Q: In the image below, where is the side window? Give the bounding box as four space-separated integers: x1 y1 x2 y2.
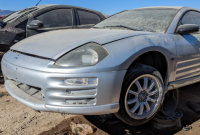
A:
35 9 72 28
180 11 200 27
16 20 28 30
77 10 101 25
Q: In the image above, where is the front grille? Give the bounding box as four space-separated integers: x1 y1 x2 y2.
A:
14 81 44 101
66 98 96 105
47 88 97 106
66 89 97 96
64 89 97 105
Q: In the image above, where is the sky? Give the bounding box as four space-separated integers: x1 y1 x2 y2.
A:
0 0 200 15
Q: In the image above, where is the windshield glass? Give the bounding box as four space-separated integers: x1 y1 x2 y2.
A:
2 7 38 23
95 9 178 33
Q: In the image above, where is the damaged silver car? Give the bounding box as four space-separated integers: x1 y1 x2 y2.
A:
2 6 200 126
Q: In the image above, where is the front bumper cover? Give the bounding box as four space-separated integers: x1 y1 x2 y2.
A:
5 80 119 115
2 58 126 115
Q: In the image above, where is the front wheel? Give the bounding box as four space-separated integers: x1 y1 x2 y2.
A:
115 64 164 126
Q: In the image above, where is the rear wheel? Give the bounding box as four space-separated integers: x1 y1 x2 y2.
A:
115 64 164 126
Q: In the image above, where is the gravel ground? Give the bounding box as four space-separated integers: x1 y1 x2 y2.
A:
1 82 200 135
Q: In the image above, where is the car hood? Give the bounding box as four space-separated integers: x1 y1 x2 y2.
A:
11 29 152 60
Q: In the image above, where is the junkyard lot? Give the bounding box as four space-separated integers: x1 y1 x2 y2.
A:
1 82 200 135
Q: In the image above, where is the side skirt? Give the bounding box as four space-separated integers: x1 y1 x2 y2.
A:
167 75 200 90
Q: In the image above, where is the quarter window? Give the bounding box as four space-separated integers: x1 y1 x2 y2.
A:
77 10 101 25
35 9 72 28
180 11 200 27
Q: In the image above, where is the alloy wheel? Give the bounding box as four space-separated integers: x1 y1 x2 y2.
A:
125 74 163 120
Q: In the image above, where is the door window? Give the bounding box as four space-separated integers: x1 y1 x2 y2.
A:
35 9 72 28
179 11 200 46
180 11 200 27
77 10 101 25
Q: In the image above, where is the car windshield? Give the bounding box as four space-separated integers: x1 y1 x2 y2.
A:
94 9 178 33
2 7 38 23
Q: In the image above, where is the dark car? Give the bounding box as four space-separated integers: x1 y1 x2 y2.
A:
0 4 105 78
0 5 105 49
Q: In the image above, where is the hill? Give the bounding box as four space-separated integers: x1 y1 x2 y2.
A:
0 9 15 16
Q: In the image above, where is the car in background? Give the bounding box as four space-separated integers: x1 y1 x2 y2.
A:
0 16 4 19
0 5 105 78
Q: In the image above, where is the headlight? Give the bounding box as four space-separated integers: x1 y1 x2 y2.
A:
55 43 108 67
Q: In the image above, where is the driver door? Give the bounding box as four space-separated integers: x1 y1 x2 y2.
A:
26 8 74 37
174 11 200 82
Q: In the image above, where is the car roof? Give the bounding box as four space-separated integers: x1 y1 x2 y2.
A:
32 4 104 19
132 6 183 10
34 4 103 14
35 4 56 9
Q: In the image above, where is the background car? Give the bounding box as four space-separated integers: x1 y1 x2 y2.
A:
3 6 200 126
0 5 105 80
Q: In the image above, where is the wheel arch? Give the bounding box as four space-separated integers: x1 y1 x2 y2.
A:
120 46 174 84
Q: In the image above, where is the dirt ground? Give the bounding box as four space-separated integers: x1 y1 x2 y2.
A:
1 82 200 135
0 84 107 135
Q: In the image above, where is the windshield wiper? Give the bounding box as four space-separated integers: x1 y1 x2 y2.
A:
103 25 143 31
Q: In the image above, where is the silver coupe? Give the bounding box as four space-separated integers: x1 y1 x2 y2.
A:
2 6 200 126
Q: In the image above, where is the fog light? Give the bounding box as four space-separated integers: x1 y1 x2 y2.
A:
64 78 98 85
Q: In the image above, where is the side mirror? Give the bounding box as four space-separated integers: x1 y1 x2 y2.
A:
177 24 199 34
28 20 44 29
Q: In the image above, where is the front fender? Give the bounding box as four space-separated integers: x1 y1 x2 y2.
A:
96 34 176 82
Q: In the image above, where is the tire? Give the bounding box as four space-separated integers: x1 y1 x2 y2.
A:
0 52 5 83
115 63 165 126
160 89 179 116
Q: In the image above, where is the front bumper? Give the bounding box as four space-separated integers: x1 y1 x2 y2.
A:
2 58 126 115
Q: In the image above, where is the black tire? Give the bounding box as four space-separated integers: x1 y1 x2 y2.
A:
115 63 165 126
160 89 179 116
0 52 5 84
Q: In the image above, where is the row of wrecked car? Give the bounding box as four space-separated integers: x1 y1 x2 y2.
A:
1 4 200 126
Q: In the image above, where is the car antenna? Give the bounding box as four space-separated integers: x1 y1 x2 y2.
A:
36 0 42 6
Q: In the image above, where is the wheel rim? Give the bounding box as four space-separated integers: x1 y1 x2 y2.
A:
125 74 163 120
